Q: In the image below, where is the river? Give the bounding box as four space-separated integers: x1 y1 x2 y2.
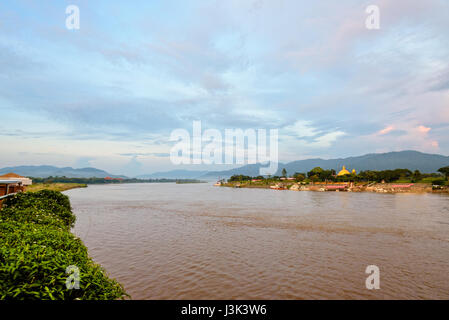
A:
66 183 449 299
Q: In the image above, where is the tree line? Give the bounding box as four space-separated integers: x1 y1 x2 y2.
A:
228 166 449 184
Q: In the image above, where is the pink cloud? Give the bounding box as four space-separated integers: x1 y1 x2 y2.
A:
418 125 431 134
378 125 394 135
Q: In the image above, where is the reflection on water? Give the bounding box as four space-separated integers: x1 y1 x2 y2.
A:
66 183 449 299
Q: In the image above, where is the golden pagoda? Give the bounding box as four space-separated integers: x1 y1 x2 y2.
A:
337 165 351 176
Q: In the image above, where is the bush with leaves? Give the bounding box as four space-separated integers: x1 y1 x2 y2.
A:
0 191 128 300
432 179 446 186
1 190 75 228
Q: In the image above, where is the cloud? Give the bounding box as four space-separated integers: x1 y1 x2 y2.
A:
376 126 407 137
378 126 394 135
283 121 320 138
311 131 346 148
74 157 95 168
417 125 431 134
121 156 144 177
1 0 449 173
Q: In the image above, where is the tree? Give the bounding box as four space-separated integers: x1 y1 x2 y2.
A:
412 170 421 182
320 170 334 181
229 175 252 182
438 166 449 180
282 168 287 177
293 172 305 182
433 179 445 186
307 167 323 178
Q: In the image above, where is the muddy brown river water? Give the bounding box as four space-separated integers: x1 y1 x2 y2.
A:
66 183 449 299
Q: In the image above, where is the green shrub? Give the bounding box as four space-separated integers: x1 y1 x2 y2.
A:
0 191 128 300
432 179 446 186
1 190 75 228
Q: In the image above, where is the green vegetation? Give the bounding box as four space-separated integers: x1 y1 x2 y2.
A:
228 175 254 182
432 179 446 186
0 190 128 300
228 167 449 185
293 172 305 181
175 180 206 184
307 167 336 182
281 168 287 177
438 166 449 180
26 183 87 193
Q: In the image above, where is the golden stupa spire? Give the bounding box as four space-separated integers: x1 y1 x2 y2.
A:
337 165 351 176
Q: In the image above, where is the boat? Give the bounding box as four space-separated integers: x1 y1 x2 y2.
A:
214 178 224 186
325 185 348 191
270 184 286 190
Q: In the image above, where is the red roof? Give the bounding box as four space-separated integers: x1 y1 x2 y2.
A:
0 172 25 179
104 176 123 181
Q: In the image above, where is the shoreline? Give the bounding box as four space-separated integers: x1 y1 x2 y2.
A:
220 181 449 194
25 182 88 193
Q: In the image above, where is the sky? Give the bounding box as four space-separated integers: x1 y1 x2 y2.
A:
0 0 448 176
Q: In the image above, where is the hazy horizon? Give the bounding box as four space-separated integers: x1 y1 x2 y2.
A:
1 149 448 177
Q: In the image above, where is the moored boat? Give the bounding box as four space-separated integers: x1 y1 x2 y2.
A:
270 184 286 190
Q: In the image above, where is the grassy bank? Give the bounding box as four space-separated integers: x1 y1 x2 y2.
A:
26 183 87 193
0 190 128 300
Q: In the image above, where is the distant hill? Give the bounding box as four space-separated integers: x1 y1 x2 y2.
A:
136 169 209 179
201 163 286 179
0 165 126 179
3 151 448 180
201 151 449 178
279 151 449 175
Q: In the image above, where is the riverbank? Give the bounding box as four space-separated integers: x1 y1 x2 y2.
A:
0 190 127 299
26 183 87 193
221 181 449 194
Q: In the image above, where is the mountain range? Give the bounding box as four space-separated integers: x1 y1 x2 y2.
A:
0 165 125 179
202 151 449 178
276 150 449 176
1 151 448 179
